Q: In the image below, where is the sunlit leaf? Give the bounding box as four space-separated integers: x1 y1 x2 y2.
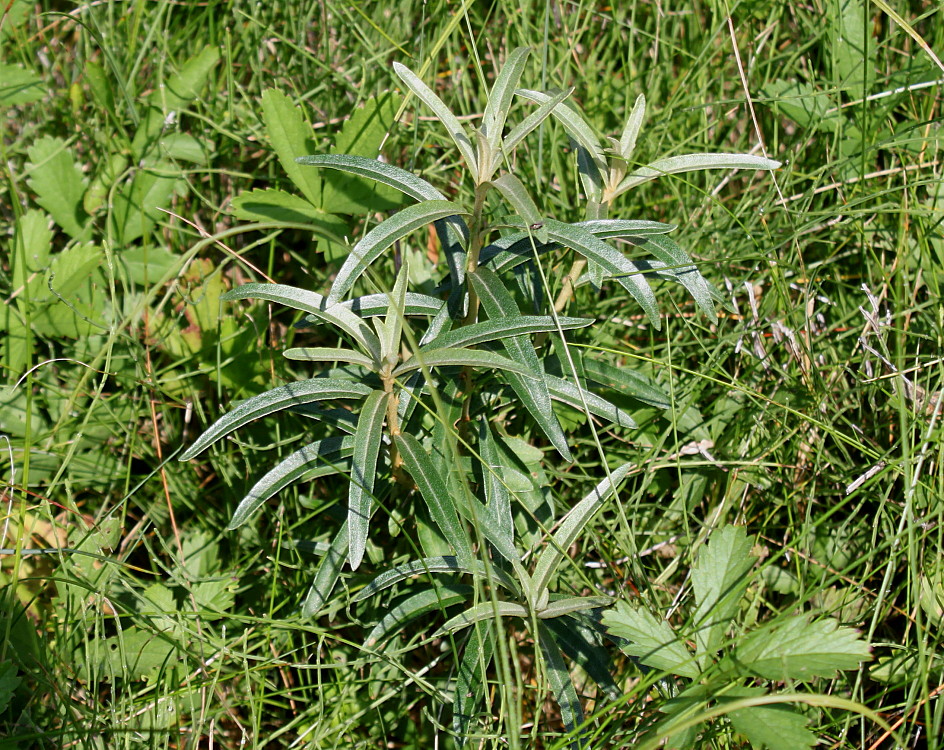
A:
348 390 390 569
603 600 699 678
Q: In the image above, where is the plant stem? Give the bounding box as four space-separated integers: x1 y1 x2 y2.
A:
462 182 491 326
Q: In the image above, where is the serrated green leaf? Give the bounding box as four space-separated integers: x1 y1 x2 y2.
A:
531 462 633 596
321 93 406 213
229 437 354 529
26 136 89 239
348 390 389 569
364 583 473 648
543 219 660 328
830 0 874 91
393 61 478 173
261 88 322 205
230 188 346 235
691 525 757 663
302 525 348 618
469 267 572 461
223 283 380 360
395 433 472 566
603 600 699 678
131 45 219 158
619 94 647 160
725 689 817 750
612 153 781 197
296 153 448 202
0 63 44 105
329 200 466 303
763 79 841 133
112 165 178 244
733 615 871 681
180 379 372 461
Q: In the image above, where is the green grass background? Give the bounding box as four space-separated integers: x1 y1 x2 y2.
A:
1 0 943 747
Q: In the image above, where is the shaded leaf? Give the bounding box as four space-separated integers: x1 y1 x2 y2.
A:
355 556 518 602
364 583 473 648
302 526 348 618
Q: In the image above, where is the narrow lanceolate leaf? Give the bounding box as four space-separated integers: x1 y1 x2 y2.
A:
612 153 782 198
282 347 376 369
482 47 531 153
228 436 355 529
542 616 621 701
375 260 409 364
478 420 515 559
454 622 495 743
516 89 607 177
543 219 660 328
469 268 572 462
691 525 756 664
641 234 715 317
580 358 671 409
393 347 533 378
537 596 613 619
531 462 633 595
602 600 699 679
347 390 389 570
223 283 380 360
354 556 517 602
364 584 473 648
423 316 593 353
437 601 530 636
544 373 637 428
329 200 467 303
395 433 473 565
339 292 444 318
295 154 448 201
393 61 478 173
619 93 647 160
179 379 371 460
575 218 675 238
302 525 348 618
490 173 542 228
733 615 871 681
538 622 585 747
503 87 573 155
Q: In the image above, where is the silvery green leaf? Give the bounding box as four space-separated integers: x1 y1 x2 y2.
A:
531 462 633 595
482 47 531 154
179 379 372 460
469 268 572 461
329 200 466 303
282 347 376 369
453 622 494 743
542 219 660 328
364 583 474 648
537 596 613 619
295 153 447 201
436 601 530 636
612 153 782 198
375 260 409 364
223 283 381 361
302 525 348 618
516 88 607 176
393 347 532 378
538 622 585 745
619 93 647 160
421 315 593 351
354 556 518 602
395 433 472 565
339 292 444 318
228 436 355 529
393 61 478 173
503 87 574 155
543 373 637 428
348 390 389 570
490 173 543 231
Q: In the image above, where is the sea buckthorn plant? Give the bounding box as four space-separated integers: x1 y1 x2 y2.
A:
176 48 866 746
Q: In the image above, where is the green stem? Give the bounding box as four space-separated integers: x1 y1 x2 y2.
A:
462 182 491 326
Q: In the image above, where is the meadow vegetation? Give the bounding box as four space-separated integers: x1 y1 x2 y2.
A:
1 0 943 747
